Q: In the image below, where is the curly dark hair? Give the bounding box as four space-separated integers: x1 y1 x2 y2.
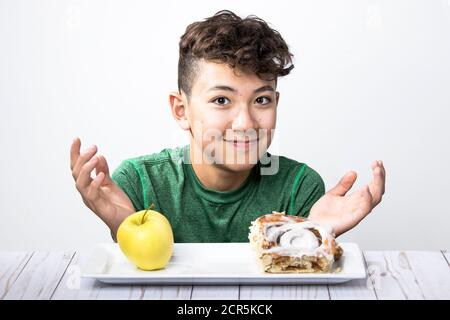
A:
178 10 294 96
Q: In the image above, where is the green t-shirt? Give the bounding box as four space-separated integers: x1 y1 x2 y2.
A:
111 145 325 242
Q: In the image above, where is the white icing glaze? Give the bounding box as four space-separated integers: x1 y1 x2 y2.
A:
249 213 337 261
279 228 319 249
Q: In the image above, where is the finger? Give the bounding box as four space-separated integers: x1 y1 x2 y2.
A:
371 160 378 170
377 160 386 176
70 137 81 170
378 161 386 194
328 171 357 196
75 156 99 192
360 185 373 217
85 172 105 201
369 165 385 203
95 155 112 183
351 185 373 221
373 160 386 195
379 160 386 184
72 144 98 180
371 160 385 186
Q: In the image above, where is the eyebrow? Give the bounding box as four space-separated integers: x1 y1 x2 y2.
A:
207 85 275 94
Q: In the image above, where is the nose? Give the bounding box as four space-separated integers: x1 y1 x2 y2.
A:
231 106 256 132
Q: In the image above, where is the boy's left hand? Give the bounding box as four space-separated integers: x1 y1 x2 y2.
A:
308 160 386 237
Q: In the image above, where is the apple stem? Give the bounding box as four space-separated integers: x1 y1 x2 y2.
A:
141 203 155 224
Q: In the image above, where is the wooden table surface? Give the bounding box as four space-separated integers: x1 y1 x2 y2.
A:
1 250 449 300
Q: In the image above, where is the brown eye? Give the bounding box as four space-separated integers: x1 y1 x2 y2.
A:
255 97 271 105
213 97 230 105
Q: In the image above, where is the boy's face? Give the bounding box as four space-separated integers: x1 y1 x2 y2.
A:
176 60 279 173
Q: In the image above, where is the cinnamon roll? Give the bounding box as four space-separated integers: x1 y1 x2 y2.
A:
248 211 343 273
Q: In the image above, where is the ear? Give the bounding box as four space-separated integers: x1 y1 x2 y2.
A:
169 91 190 131
275 91 280 105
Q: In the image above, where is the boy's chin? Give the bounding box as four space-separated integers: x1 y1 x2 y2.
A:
215 162 258 174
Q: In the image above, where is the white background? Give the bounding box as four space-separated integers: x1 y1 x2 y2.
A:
1 0 449 251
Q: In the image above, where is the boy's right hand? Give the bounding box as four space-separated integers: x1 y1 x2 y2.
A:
70 137 135 239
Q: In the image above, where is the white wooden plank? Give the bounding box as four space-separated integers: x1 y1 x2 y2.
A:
239 285 329 300
94 283 149 299
190 285 239 300
139 285 192 300
442 250 449 267
0 252 33 299
327 280 377 299
364 251 410 299
404 251 450 299
364 251 450 300
52 250 142 300
95 284 193 300
327 253 377 300
5 249 448 300
51 251 192 300
52 251 145 300
51 251 103 299
4 251 74 300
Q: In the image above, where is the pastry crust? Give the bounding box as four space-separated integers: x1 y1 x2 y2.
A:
248 212 343 273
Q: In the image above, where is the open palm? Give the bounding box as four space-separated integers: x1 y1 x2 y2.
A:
309 160 386 237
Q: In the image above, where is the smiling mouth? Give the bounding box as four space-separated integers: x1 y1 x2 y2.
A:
224 139 259 143
223 139 260 150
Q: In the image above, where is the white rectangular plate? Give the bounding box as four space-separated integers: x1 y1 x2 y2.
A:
82 242 366 285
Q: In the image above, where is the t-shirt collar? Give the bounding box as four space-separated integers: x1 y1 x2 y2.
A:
181 145 258 204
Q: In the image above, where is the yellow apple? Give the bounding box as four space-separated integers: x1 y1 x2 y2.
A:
117 204 174 270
